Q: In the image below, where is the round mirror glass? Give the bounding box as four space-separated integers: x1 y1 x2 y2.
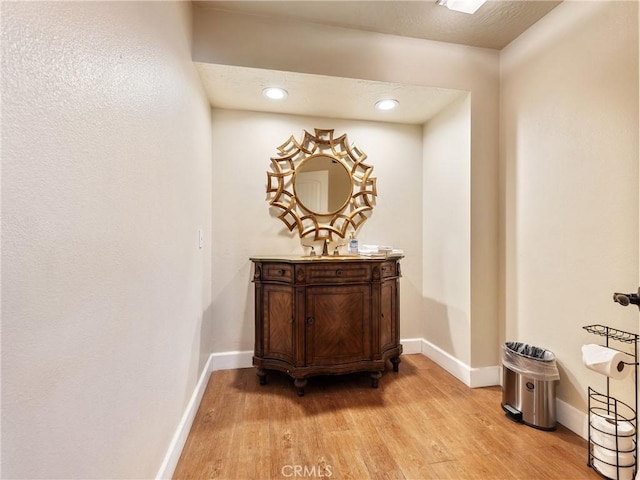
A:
293 154 353 215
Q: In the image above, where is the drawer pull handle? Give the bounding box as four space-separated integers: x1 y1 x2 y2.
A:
336 270 342 277
307 317 314 325
278 269 285 276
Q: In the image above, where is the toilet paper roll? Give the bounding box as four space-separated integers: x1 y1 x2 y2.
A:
593 445 635 480
582 344 631 379
590 413 635 452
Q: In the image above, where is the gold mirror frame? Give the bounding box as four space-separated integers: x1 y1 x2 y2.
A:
266 128 377 241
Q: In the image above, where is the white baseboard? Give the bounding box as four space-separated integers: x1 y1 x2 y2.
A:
420 339 472 385
209 350 253 370
400 338 424 354
556 397 588 439
156 350 253 480
155 354 215 480
469 365 502 388
155 350 254 479
419 339 501 388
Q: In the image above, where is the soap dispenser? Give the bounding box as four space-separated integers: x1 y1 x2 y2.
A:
348 232 358 254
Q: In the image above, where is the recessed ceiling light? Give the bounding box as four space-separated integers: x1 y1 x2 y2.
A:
437 0 487 14
375 99 399 111
262 87 288 100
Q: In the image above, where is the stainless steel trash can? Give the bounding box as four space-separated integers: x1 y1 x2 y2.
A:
501 342 560 431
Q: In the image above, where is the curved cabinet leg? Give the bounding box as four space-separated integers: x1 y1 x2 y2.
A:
294 378 307 396
390 356 401 372
370 371 382 388
256 368 267 385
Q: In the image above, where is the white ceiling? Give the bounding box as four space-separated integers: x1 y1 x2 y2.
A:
196 63 469 124
195 1 561 50
193 1 561 125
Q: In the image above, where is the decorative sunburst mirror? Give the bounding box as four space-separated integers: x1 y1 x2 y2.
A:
266 128 377 241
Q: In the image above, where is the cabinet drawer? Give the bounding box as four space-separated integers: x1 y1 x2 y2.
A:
380 261 398 278
305 263 371 284
261 263 294 283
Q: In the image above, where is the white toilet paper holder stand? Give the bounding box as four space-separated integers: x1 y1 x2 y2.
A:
583 324 639 480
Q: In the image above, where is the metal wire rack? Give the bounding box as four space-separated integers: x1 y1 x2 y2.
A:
583 324 639 345
583 324 638 480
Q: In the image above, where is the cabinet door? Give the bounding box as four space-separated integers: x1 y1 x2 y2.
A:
262 284 295 364
380 279 397 352
305 285 371 366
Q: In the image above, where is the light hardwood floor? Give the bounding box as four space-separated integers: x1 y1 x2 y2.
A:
173 354 602 479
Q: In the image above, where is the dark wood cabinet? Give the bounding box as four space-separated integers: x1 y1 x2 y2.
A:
251 255 402 395
261 284 295 365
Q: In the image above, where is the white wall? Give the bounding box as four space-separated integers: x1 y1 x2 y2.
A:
423 94 472 365
194 7 501 368
1 2 212 478
501 1 639 410
209 109 424 352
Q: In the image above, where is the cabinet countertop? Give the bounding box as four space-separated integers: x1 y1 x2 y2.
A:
250 254 403 263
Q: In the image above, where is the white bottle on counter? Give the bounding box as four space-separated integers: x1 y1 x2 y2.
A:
348 232 358 254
